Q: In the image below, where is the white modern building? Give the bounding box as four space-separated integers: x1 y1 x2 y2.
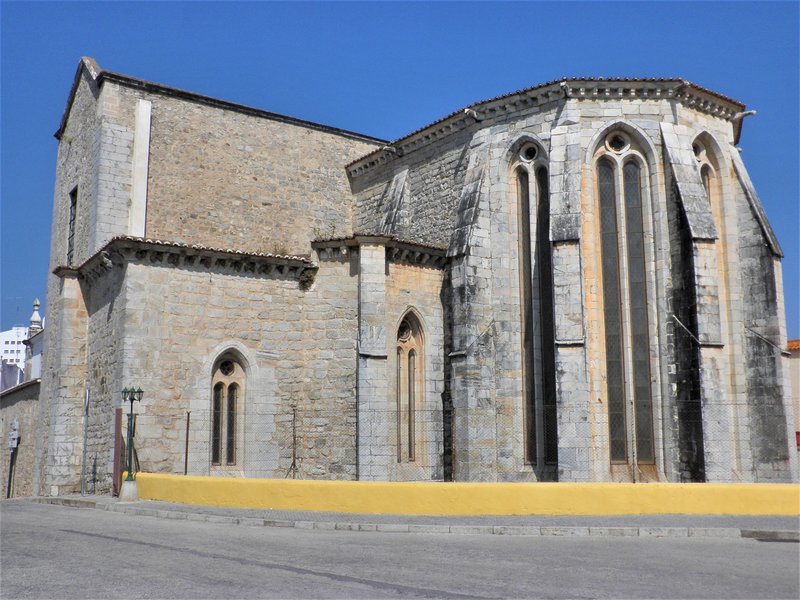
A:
0 299 44 391
1 326 28 390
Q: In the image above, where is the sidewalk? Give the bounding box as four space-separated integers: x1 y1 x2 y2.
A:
29 495 800 541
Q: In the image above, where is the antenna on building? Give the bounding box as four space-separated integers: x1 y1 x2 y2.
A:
13 297 23 327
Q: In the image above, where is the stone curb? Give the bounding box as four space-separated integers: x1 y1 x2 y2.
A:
28 497 797 540
741 529 800 542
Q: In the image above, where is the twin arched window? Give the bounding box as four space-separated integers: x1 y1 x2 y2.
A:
514 142 557 468
211 358 244 466
396 314 423 462
596 132 654 465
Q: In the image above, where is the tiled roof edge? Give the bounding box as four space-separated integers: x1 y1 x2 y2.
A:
54 235 315 277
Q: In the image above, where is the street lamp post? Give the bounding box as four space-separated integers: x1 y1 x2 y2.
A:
119 387 143 501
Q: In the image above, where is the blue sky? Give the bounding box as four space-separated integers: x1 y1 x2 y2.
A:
1 1 798 337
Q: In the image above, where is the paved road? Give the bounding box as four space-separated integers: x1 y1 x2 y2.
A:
1 500 798 599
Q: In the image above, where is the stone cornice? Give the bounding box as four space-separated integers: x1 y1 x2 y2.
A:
53 236 318 286
312 235 448 268
347 78 747 178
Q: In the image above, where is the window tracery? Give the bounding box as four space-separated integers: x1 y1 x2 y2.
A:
211 356 244 466
396 314 423 462
514 141 557 469
596 132 655 465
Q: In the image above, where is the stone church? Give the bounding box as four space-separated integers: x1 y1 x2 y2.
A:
32 57 797 496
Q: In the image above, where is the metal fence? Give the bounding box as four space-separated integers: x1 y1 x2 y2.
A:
132 406 446 481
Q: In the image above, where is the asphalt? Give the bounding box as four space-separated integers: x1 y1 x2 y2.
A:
26 495 800 541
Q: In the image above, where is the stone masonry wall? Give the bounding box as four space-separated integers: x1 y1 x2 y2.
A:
385 261 446 480
115 255 359 481
136 87 380 255
36 66 131 496
0 382 41 498
736 182 791 481
42 65 793 487
353 128 474 246
355 93 763 482
79 265 126 493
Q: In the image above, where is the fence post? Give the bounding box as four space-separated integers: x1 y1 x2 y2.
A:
184 411 191 475
81 387 89 496
112 408 123 496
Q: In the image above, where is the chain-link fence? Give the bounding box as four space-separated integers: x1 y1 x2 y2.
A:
133 406 447 481
128 392 796 483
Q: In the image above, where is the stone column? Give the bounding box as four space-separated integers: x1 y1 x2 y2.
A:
692 240 735 481
356 239 391 480
662 123 734 481
447 255 497 481
549 123 591 482
445 141 498 482
773 259 799 481
128 99 152 237
40 273 89 495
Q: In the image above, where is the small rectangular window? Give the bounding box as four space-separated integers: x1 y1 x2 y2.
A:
67 186 78 264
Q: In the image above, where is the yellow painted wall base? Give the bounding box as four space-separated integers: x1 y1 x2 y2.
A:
133 474 800 516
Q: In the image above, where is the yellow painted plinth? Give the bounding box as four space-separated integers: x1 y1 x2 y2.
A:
134 473 800 516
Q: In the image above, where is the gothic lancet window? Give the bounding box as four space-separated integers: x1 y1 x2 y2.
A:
515 142 557 469
211 357 244 466
67 186 77 264
536 166 558 465
597 132 655 466
695 140 719 219
396 314 423 462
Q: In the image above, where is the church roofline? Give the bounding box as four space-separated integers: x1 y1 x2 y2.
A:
346 77 748 178
54 57 388 145
53 236 316 284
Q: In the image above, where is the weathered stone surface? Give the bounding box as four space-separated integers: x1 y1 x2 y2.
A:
0 381 41 498
30 62 795 497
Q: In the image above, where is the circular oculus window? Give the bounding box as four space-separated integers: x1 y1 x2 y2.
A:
519 143 539 162
398 319 412 342
692 141 707 161
219 360 235 376
605 132 630 154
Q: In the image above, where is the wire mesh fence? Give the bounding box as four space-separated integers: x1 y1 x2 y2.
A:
132 406 447 481
128 396 777 483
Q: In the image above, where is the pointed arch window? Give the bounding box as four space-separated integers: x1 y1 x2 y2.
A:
596 133 655 466
211 358 244 466
396 314 423 462
515 143 557 469
67 186 77 264
695 140 720 219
